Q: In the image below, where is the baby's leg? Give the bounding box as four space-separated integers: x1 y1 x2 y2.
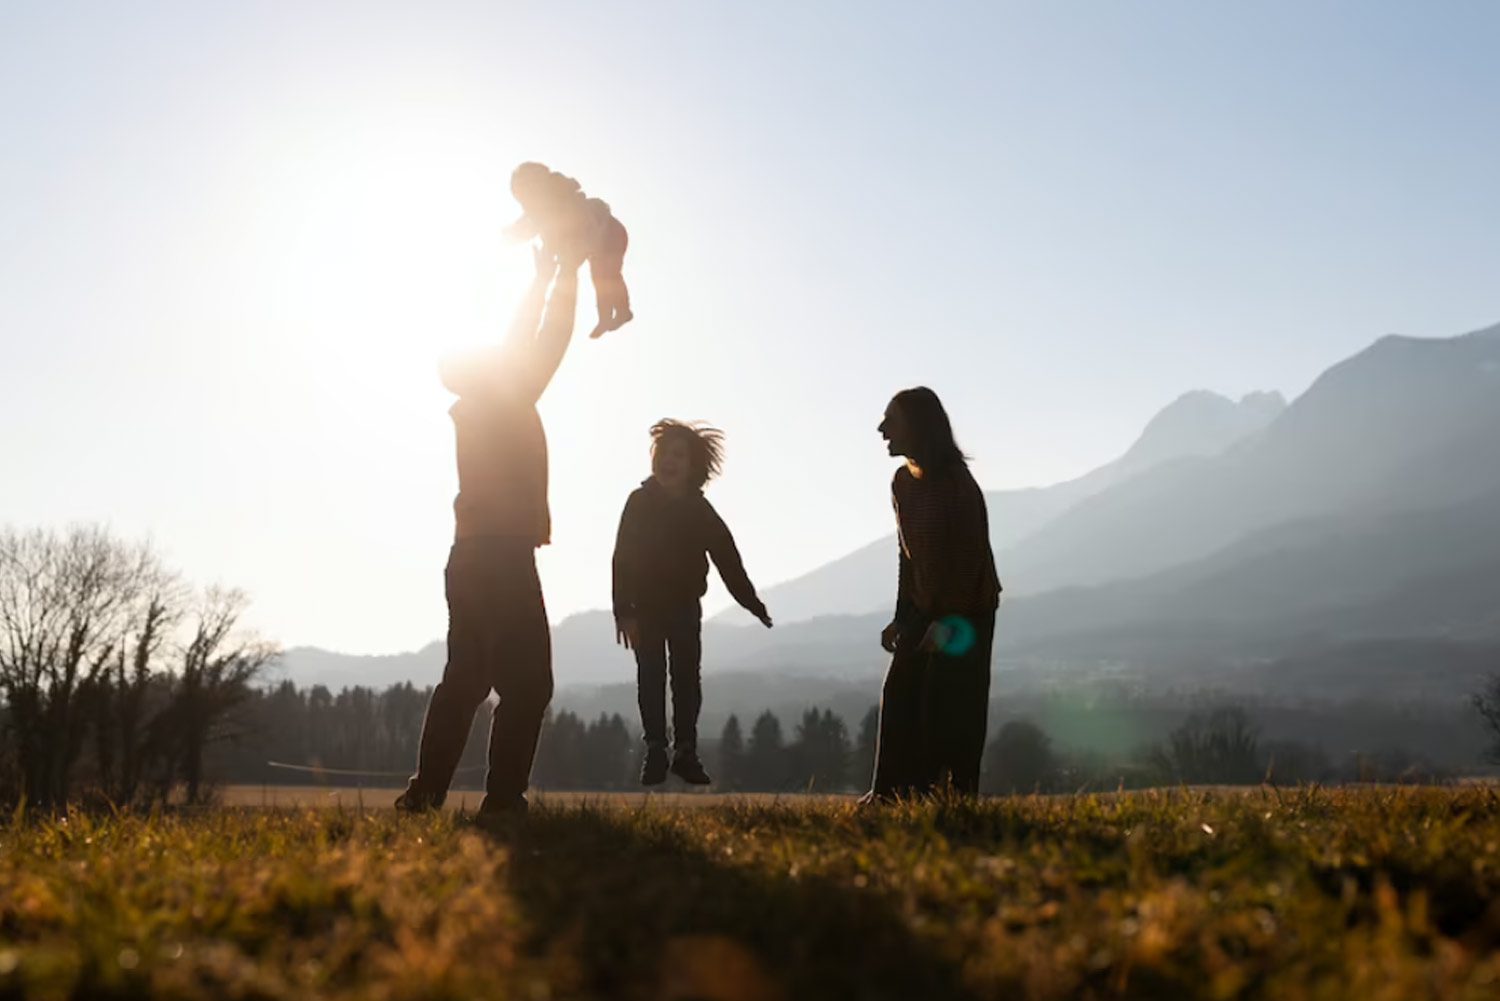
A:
588 254 630 339
587 220 631 338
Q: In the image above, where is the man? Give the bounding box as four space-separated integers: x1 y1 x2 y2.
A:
396 248 580 818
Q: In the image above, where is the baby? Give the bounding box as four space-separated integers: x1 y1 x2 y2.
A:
504 162 632 339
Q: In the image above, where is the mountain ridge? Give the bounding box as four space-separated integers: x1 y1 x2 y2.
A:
270 321 1500 702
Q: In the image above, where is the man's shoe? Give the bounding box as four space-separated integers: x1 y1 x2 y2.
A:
670 751 712 786
641 744 669 786
474 795 529 833
394 789 439 813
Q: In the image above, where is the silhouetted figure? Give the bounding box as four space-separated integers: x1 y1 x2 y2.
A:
505 162 632 340
865 387 1001 801
396 247 582 819
613 420 772 786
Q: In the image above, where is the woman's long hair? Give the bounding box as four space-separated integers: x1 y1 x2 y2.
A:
890 386 967 472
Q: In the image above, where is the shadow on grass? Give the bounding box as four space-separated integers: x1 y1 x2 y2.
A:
495 807 981 1001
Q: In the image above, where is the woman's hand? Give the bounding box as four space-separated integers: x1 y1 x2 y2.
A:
880 621 900 653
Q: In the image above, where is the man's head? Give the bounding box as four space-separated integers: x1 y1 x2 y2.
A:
649 419 725 493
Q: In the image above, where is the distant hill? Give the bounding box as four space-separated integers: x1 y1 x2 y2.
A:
272 322 1500 706
266 641 446 691
1000 485 1500 657
1002 323 1500 592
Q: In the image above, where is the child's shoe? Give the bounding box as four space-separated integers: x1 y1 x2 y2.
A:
641 744 669 786
670 750 712 786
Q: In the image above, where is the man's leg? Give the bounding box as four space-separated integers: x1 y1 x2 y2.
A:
402 548 492 808
483 553 553 812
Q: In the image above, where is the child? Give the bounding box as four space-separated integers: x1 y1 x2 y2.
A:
504 161 632 340
613 420 773 785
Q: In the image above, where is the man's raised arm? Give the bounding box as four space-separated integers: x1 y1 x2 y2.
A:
513 258 581 404
499 247 556 356
438 248 558 399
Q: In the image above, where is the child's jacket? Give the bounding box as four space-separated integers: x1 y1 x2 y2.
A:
612 478 766 621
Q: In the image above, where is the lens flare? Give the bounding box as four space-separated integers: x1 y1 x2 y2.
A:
936 615 977 657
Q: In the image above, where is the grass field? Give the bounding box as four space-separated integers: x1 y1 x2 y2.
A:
4 788 1500 1000
217 784 846 810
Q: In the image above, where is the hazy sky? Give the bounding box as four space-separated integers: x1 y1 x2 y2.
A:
4 2 1498 654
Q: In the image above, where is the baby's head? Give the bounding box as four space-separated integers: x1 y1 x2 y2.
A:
649 419 725 494
510 162 581 211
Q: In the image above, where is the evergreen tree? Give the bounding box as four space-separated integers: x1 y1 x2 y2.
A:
820 708 852 791
744 711 786 791
533 710 588 789
853 704 879 792
790 707 851 792
982 719 1057 794
581 713 634 789
717 715 745 791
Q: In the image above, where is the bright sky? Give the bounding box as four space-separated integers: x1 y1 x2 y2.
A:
4 2 1498 654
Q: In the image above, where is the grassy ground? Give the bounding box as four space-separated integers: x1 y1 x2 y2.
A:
217 784 846 810
4 788 1500 1000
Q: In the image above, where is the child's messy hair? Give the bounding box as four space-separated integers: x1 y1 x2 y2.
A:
650 419 726 488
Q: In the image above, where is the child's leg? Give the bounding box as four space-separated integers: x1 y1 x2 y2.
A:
664 605 704 753
633 617 670 749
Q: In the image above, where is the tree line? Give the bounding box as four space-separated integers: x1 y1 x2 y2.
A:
981 706 1460 794
6 524 1488 809
214 684 882 794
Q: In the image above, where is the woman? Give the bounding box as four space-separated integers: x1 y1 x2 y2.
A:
866 387 1001 800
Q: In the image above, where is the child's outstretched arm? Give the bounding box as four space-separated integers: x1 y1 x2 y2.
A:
704 502 772 628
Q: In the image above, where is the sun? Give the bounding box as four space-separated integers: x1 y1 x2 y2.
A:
239 108 546 395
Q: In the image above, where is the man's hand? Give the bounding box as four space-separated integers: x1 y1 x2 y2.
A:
755 608 774 629
880 621 900 653
615 617 640 651
532 244 558 283
554 243 587 273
